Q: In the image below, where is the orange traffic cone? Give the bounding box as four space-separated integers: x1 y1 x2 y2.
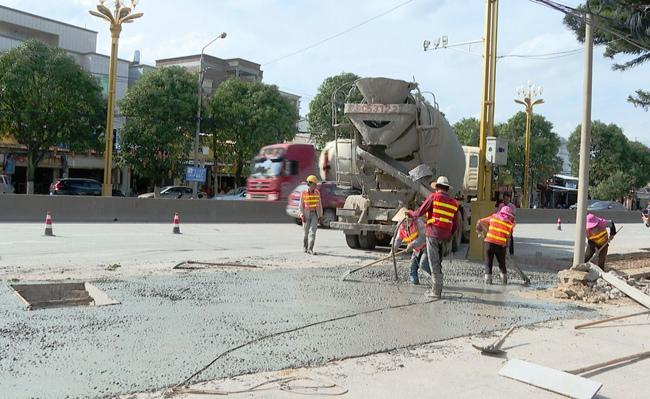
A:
44 211 54 236
172 212 181 234
557 217 562 231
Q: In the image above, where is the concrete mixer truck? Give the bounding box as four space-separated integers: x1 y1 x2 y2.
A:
327 77 478 251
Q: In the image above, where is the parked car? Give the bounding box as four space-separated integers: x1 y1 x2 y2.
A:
569 199 598 210
286 181 361 228
138 186 206 199
49 178 102 196
213 187 247 200
587 201 626 211
0 174 14 194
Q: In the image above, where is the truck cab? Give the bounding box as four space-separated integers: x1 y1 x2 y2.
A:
246 144 317 201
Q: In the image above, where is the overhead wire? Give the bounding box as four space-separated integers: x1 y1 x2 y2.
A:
262 0 416 66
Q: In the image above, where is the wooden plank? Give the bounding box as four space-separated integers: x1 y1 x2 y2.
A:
499 359 602 399
590 264 650 309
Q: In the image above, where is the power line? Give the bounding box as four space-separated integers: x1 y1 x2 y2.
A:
528 0 650 52
262 0 415 66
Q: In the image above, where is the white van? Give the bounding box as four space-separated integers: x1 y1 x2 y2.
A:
0 175 15 194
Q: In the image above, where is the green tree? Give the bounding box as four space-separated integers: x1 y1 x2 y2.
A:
0 39 104 194
118 66 197 196
564 1 650 109
207 79 298 184
567 121 650 197
307 72 361 147
452 117 480 146
591 170 635 200
495 112 562 193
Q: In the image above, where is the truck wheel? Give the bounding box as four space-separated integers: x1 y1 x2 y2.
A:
345 234 360 249
375 233 392 247
358 232 376 250
321 208 337 228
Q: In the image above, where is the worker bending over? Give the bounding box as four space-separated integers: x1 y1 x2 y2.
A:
392 209 431 285
299 175 323 254
585 213 616 270
413 176 461 298
476 206 516 285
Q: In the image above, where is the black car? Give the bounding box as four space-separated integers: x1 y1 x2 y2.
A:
49 178 102 196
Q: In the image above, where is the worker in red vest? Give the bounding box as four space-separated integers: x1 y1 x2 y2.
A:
298 175 323 254
392 209 431 285
585 213 617 269
413 176 461 298
476 206 516 285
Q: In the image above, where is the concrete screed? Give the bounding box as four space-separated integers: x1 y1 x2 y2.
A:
0 222 648 398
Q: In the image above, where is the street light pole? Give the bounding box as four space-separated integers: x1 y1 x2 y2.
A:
515 81 543 208
193 32 227 199
90 0 143 197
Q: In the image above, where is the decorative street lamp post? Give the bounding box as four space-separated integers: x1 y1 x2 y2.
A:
90 0 143 196
515 81 543 208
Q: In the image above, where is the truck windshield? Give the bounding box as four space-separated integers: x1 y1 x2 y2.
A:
251 158 283 177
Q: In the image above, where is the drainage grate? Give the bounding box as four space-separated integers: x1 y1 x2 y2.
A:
9 282 120 310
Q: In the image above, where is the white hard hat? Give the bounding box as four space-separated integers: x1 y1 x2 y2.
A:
431 176 451 189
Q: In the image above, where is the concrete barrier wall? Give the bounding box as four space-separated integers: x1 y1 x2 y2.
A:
0 195 291 223
0 195 644 224
514 208 643 224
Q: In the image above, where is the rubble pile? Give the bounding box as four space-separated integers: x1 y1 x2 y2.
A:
553 268 650 304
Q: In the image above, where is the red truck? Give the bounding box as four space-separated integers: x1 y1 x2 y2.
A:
246 143 317 201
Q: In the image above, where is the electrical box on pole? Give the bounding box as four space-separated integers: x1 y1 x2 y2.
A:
486 137 507 165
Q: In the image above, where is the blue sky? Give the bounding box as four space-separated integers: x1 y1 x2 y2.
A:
5 0 649 144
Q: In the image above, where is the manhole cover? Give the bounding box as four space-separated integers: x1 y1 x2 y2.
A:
9 282 120 310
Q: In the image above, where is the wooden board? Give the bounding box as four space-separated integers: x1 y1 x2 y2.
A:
499 359 602 399
590 264 650 309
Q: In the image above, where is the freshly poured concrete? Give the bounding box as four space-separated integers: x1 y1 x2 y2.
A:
2 222 646 398
0 265 591 399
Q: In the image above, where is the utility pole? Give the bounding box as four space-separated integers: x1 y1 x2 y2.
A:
573 13 594 266
469 0 499 260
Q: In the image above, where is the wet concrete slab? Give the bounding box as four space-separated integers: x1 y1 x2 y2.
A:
0 266 593 399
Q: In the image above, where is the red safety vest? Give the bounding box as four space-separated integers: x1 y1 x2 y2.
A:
399 222 425 252
302 189 321 211
484 216 514 247
426 192 459 232
587 225 608 246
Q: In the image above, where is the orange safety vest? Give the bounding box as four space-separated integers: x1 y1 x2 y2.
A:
426 193 459 232
587 225 608 246
484 216 514 247
302 189 321 211
399 222 426 252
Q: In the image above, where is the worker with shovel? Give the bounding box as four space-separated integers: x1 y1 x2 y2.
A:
413 176 461 298
299 175 323 255
392 208 431 285
585 213 617 270
476 205 516 285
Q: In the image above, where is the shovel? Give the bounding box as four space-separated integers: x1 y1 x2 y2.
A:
340 249 406 282
507 255 531 286
472 326 516 355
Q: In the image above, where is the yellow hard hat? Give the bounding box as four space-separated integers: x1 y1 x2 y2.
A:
306 175 318 184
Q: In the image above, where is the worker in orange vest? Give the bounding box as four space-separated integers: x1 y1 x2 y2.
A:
476 205 516 285
298 175 323 254
413 176 461 298
392 209 431 285
585 213 617 270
